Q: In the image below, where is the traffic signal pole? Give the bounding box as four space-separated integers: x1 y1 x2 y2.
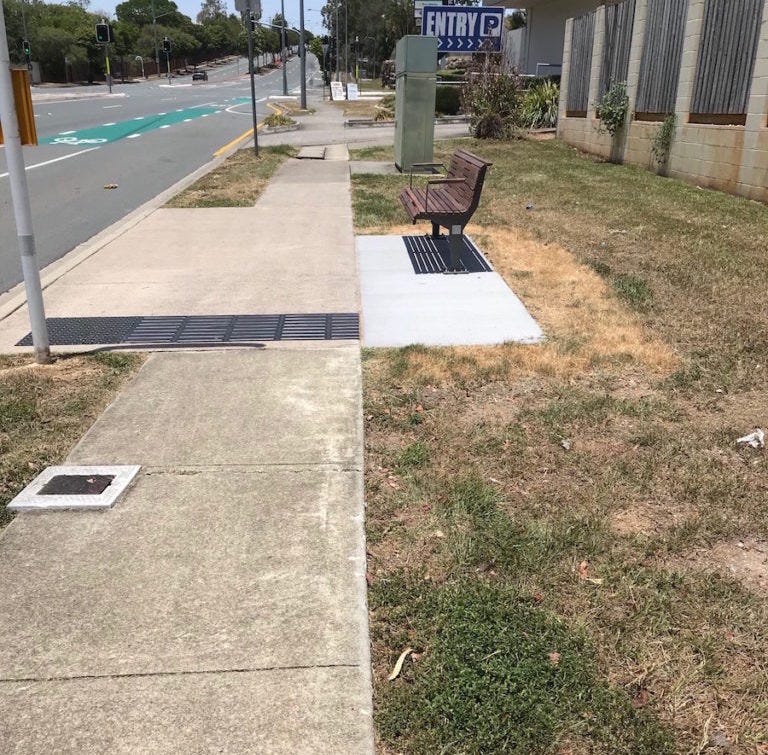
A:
280 0 287 96
0 2 50 363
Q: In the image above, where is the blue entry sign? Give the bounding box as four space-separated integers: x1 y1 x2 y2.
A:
421 5 505 52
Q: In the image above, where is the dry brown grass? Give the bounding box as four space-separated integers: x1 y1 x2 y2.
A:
0 352 143 529
359 138 768 753
167 145 295 208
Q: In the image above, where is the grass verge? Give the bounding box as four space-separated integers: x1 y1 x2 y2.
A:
166 145 296 208
0 353 143 529
359 138 768 752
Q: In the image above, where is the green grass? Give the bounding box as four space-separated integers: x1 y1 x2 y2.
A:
361 137 768 752
373 580 673 754
167 145 296 208
0 353 142 528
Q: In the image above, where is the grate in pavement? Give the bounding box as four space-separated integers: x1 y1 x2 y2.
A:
17 313 360 346
39 474 115 495
403 235 493 275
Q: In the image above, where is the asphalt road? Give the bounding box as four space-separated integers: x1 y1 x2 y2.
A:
0 56 317 295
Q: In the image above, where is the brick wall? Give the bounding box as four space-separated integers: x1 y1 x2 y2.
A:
558 0 768 204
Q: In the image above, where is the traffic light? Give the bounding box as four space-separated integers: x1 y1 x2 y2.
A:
22 40 30 58
162 37 172 54
95 23 113 44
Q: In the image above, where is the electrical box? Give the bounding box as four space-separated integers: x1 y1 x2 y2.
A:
394 35 437 172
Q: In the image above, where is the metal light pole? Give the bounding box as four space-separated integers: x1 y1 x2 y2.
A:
245 1 259 156
344 0 348 83
280 0 287 96
0 3 49 363
335 1 340 81
299 0 306 109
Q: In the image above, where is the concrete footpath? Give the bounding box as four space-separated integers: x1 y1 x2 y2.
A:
0 156 374 750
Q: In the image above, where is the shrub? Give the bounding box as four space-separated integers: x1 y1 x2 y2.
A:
375 93 395 121
461 60 522 139
520 80 559 129
651 113 676 167
596 80 629 137
435 85 461 115
263 112 294 128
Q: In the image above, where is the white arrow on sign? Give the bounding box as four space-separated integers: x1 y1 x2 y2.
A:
456 38 463 49
445 38 453 49
466 39 474 49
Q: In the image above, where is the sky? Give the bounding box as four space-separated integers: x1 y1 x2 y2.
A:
97 0 327 35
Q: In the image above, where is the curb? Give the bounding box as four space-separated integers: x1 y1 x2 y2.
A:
0 140 245 323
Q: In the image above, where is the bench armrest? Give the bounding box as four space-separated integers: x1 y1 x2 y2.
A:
409 162 445 188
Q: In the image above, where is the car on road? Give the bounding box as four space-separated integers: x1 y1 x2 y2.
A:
192 70 208 81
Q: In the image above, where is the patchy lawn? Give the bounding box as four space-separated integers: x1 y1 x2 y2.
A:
166 145 296 208
0 353 142 529
356 138 768 753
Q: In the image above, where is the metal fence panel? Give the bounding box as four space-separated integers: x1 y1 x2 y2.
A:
635 0 688 115
599 0 637 97
567 11 596 114
691 0 764 115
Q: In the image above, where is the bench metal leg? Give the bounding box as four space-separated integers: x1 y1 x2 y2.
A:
431 222 441 239
447 225 464 273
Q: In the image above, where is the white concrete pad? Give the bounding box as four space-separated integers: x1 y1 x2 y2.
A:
7 465 140 512
357 235 544 347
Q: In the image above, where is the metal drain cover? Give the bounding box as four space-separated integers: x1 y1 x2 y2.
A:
39 474 115 496
8 465 141 512
403 235 493 274
17 313 360 347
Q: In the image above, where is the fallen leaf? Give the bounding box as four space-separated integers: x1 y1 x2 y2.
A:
415 404 424 413
387 647 413 681
578 560 590 579
103 183 118 189
548 651 561 666
632 689 651 708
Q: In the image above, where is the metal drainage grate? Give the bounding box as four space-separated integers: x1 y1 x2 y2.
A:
403 235 493 275
39 474 115 496
17 313 360 347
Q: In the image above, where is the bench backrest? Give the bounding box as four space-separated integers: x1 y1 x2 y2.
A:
445 149 493 214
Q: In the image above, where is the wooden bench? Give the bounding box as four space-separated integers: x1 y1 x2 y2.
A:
399 149 493 271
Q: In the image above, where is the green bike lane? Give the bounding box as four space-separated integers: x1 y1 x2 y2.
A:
40 103 226 147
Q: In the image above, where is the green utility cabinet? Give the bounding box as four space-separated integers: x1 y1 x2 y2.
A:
394 35 438 172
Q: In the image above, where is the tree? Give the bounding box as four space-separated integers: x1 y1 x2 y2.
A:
196 0 226 25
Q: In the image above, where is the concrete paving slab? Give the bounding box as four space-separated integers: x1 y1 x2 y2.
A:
296 145 326 159
323 144 350 161
0 468 364 679
357 235 544 347
0 666 372 754
70 349 361 467
350 160 400 175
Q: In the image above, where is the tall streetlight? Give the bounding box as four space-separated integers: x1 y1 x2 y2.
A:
280 0 287 96
150 0 173 77
299 0 306 110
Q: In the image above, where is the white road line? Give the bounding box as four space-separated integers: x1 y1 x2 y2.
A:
183 118 192 122
134 116 145 120
103 104 122 109
158 112 167 116
159 124 171 129
0 147 100 179
102 122 116 126
127 134 142 139
58 130 76 135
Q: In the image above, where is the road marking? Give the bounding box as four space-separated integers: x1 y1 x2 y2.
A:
133 116 145 120
157 112 167 115
0 147 100 179
213 120 265 157
159 124 171 129
58 130 76 135
102 122 116 126
127 134 141 139
103 104 122 109
183 118 192 122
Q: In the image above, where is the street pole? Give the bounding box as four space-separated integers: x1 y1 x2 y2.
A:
335 1 340 81
344 0 348 83
0 3 49 363
105 42 112 93
150 0 160 77
166 49 171 83
245 1 259 157
299 0 306 110
280 0 287 96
